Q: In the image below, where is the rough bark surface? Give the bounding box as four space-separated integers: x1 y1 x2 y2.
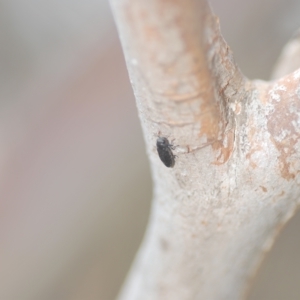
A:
110 0 300 299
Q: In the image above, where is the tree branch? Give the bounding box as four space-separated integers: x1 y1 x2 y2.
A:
110 0 245 150
272 29 300 80
110 0 300 299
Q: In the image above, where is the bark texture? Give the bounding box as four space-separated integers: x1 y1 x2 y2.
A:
110 0 300 299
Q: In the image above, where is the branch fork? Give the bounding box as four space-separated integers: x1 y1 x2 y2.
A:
110 0 300 299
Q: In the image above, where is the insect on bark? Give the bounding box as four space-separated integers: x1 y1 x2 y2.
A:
156 137 176 168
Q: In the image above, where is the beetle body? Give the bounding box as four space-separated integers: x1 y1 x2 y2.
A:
156 137 175 168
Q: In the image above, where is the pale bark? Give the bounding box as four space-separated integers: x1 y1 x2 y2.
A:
272 29 300 79
110 0 300 299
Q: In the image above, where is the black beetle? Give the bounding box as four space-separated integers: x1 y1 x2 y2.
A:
156 137 176 168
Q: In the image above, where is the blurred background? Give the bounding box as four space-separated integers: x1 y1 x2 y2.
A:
0 0 300 299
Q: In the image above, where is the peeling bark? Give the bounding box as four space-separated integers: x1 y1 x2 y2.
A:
110 0 300 299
